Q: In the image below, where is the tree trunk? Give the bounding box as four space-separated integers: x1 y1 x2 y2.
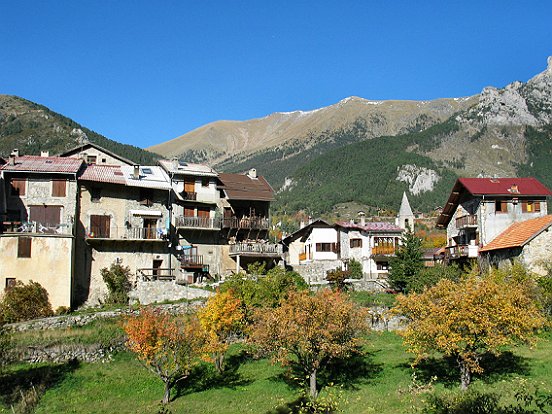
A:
309 369 318 400
215 353 225 374
458 359 471 391
162 380 172 404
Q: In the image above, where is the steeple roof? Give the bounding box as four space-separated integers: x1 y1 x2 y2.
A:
398 192 414 217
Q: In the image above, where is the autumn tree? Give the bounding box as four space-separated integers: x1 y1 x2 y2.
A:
252 289 368 400
198 290 245 373
394 272 545 390
124 307 206 404
388 231 423 293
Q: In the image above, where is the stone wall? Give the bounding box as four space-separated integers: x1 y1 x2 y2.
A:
129 281 213 305
293 260 343 283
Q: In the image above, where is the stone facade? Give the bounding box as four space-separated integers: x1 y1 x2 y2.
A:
129 281 213 305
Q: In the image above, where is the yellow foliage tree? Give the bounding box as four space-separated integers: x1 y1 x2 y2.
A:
124 307 206 404
198 290 245 373
251 289 368 400
394 271 545 390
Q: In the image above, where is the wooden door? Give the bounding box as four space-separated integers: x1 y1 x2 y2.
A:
90 215 110 238
143 218 157 239
152 259 163 277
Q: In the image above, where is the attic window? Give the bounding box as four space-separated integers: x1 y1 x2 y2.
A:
139 188 154 207
142 168 153 175
495 200 507 213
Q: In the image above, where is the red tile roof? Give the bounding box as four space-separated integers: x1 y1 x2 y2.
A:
437 177 552 227
1 156 83 173
79 165 127 185
458 177 552 196
480 215 552 252
337 221 403 232
218 173 274 201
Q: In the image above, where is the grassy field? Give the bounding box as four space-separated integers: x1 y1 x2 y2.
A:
2 330 552 414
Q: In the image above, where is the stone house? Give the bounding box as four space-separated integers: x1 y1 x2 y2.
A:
0 152 84 308
479 215 552 275
74 164 173 305
437 177 552 263
60 142 134 166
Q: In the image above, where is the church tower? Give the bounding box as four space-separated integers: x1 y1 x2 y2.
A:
396 191 415 232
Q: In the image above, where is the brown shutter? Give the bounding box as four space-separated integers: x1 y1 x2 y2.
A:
184 179 195 193
52 179 67 197
184 207 195 217
90 215 110 238
197 207 210 218
30 206 61 226
18 237 32 258
10 179 26 196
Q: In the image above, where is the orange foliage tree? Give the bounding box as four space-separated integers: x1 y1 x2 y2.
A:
251 289 368 400
198 290 246 373
394 272 545 390
124 307 206 404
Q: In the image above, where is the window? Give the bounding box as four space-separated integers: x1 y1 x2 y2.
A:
201 177 210 187
495 200 507 213
90 187 101 202
316 243 336 252
52 179 66 197
139 188 154 207
10 178 26 196
350 238 362 248
101 158 107 163
18 237 31 258
376 262 389 271
90 215 111 238
197 207 210 218
86 155 97 164
5 278 16 291
522 201 541 213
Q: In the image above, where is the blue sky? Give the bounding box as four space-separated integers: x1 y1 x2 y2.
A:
1 1 551 149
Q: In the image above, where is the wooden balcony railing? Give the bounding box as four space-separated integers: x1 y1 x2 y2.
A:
445 244 479 259
175 216 221 230
86 226 164 240
180 255 204 268
229 242 282 256
372 246 397 256
137 268 175 281
181 191 197 201
222 216 270 230
1 221 72 235
455 215 477 228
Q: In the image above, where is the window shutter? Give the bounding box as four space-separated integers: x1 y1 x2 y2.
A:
52 179 66 197
18 237 32 258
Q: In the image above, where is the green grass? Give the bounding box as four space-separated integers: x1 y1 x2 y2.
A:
348 291 397 308
2 331 552 413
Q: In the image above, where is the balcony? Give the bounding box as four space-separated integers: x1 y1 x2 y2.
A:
181 191 197 201
85 226 165 241
137 268 176 281
229 242 283 257
455 215 477 229
445 244 479 259
222 216 270 230
175 216 221 230
372 246 397 256
180 255 209 271
1 221 72 235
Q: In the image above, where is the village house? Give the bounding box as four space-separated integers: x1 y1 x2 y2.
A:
437 177 552 263
282 193 414 286
0 145 278 308
74 163 173 305
0 151 84 308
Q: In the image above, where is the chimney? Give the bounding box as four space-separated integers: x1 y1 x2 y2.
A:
8 155 15 166
133 165 140 180
308 215 313 225
509 184 519 194
11 149 19 157
172 157 178 170
358 211 366 226
41 151 49 157
300 220 305 229
248 168 257 179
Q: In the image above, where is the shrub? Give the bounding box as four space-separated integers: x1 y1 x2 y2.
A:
0 280 54 323
326 268 351 292
348 259 363 280
101 262 132 305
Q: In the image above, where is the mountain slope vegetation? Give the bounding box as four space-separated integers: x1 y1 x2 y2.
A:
0 95 159 164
